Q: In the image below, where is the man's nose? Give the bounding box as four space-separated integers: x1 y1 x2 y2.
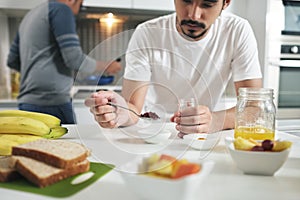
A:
188 4 202 20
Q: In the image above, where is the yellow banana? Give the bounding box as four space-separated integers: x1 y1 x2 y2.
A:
0 117 50 136
0 110 61 128
0 138 19 156
0 134 42 156
0 134 42 144
43 126 68 139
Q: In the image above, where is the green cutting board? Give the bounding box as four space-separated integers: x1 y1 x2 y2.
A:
0 162 114 198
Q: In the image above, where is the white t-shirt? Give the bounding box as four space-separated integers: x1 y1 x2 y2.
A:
124 12 262 114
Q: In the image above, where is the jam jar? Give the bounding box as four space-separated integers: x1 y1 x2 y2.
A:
234 88 276 140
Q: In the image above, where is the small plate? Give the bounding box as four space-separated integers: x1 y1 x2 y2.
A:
183 133 220 150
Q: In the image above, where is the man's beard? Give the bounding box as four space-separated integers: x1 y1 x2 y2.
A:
179 20 208 40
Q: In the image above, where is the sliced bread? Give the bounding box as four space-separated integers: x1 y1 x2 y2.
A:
0 156 20 182
12 139 90 168
13 156 90 188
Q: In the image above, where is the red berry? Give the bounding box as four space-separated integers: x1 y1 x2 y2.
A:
262 140 274 151
251 145 265 151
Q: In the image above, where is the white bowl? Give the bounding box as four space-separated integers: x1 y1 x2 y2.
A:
120 157 214 200
226 138 290 176
138 129 172 144
183 133 220 150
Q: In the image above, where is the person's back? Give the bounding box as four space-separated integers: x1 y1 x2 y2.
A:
7 0 114 124
15 2 92 106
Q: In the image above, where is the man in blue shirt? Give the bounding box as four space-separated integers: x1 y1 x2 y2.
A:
7 0 121 124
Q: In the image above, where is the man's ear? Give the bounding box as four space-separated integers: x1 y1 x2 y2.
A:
222 0 231 10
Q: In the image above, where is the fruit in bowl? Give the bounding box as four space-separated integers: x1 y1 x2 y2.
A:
226 137 292 176
142 154 201 179
233 137 292 152
119 154 214 200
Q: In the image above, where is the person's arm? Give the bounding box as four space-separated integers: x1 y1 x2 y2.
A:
7 32 21 71
50 3 121 74
121 78 149 125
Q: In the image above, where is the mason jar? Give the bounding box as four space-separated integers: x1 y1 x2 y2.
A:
234 88 276 140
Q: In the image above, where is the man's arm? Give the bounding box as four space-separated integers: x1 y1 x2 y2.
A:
211 78 263 132
7 32 21 71
49 3 97 73
121 78 149 126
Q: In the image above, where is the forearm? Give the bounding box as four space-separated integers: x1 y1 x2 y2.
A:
119 102 141 127
211 107 235 133
120 79 149 127
60 46 96 73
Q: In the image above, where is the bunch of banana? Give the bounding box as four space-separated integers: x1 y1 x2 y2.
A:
0 109 60 128
0 110 68 155
0 116 50 136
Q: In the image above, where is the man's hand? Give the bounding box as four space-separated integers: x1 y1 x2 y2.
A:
84 91 129 128
171 105 212 138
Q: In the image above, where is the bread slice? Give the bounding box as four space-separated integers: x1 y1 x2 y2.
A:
13 156 90 188
12 139 90 168
0 156 20 182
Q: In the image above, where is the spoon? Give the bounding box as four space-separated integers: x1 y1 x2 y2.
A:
107 102 160 120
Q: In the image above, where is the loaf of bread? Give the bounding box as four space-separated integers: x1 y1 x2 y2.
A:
0 156 20 182
13 156 90 188
12 139 90 168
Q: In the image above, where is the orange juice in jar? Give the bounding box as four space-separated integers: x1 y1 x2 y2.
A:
235 88 276 140
234 126 275 140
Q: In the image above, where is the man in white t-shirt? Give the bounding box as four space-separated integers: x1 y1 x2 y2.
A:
85 0 262 136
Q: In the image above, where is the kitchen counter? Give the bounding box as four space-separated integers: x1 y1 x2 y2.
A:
0 124 299 200
0 94 299 127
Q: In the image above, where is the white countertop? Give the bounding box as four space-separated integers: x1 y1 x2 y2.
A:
1 123 299 200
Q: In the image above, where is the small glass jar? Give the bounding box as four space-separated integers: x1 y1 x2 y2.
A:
179 98 195 109
178 98 196 135
234 88 276 140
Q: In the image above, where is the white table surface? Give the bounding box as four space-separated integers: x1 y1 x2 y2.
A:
1 123 300 200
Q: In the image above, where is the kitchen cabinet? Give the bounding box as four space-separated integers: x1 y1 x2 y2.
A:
0 0 46 10
82 0 132 9
132 0 174 11
83 0 174 11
